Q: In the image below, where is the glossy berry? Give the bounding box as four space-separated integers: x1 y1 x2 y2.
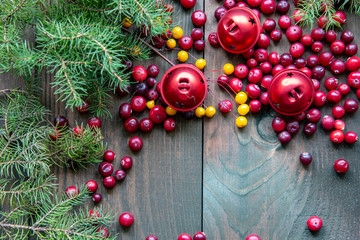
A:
338 83 350 96
129 136 143 151
311 41 323 53
49 129 61 141
263 19 276 32
325 30 337 43
257 34 270 49
195 59 206 70
132 66 147 82
121 156 133 170
311 66 325 80
217 75 230 87
321 115 335 130
324 77 338 90
293 9 304 23
327 90 342 104
192 10 206 26
307 55 319 68
319 51 334 66
180 0 196 9
249 100 262 113
65 186 79 198
330 59 346 75
307 216 323 231
149 105 167 123
224 0 236 9
248 68 263 83
332 106 345 118
119 212 134 227
164 118 176 131
54 116 69 129
289 42 305 58
146 235 158 240
194 40 205 51
147 64 159 77
348 71 360 88
139 118 153 133
286 25 303 42
193 232 206 240
98 162 113 177
73 126 83 136
277 0 289 14
278 15 291 30
280 53 293 67
77 101 90 113
268 52 280 65
304 123 317 135
214 7 227 21
191 28 204 41
86 180 98 193
245 84 261 99
124 117 139 133
242 48 255 59
344 99 359 113
131 96 147 112
261 0 276 15
300 35 313 47
179 36 193 50
103 150 116 162
103 176 116 189
330 41 345 55
286 120 300 135
147 89 159 101
115 169 126 181
246 235 261 240
330 130 344 143
341 30 354 44
334 159 349 173
178 233 192 240
246 58 257 69
259 92 269 105
312 79 320 91
97 227 109 238
218 100 233 113
278 131 291 144
92 193 102 203
299 152 312 165
272 120 286 135
134 82 148 96
205 106 216 117
270 30 282 42
311 28 326 41
88 117 102 129
334 119 345 131
119 103 132 119
229 78 243 92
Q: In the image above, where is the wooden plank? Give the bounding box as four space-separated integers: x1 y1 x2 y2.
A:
203 2 360 240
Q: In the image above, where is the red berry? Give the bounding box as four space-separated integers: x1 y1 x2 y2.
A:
147 64 159 77
114 169 126 181
193 231 206 240
334 11 346 25
247 58 258 69
270 29 282 42
178 233 192 240
311 41 323 53
149 105 167 123
217 75 230 87
325 30 337 43
278 130 292 144
338 83 350 96
194 40 205 51
191 10 206 26
334 119 345 131
54 115 69 129
276 0 290 14
263 19 276 32
180 0 196 9
121 156 133 170
286 25 302 42
260 62 272 74
103 176 115 189
300 35 313 47
306 108 321 123
151 36 165 48
330 130 344 143
317 15 328 29
330 59 346 75
321 115 334 130
224 0 236 9
49 129 61 141
134 82 148 96
255 49 268 63
119 103 132 119
307 55 319 68
272 117 286 132
280 53 293 67
131 96 147 112
214 7 227 21
289 42 305 58
164 118 176 131
248 68 263 83
278 15 291 30
330 41 345 55
132 66 147 82
229 78 243 92
245 84 261 99
257 33 270 49
208 32 219 47
234 64 248 79
348 71 360 88
304 123 317 135
92 193 102 203
86 180 98 193
119 212 134 227
268 52 280 65
242 48 255 59
311 28 326 41
104 150 116 162
327 90 342 104
259 92 269 106
77 101 90 113
345 43 358 56
324 77 339 90
73 126 83 136
261 75 273 90
341 30 354 44
293 9 304 23
286 119 300 134
146 235 158 240
191 28 204 40
249 100 262 113
313 91 327 107
164 3 174 12
218 100 233 113
312 79 320 91
139 118 153 132
129 136 143 151
332 105 345 118
88 117 102 129
319 51 334 67
65 186 79 198
124 117 139 133
272 64 284 76
179 36 193 50
334 159 349 173
98 162 113 177
345 131 358 144
260 0 276 15
307 216 323 231
147 89 159 101
97 227 109 238
344 99 359 113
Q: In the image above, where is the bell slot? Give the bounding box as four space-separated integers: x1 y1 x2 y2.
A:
226 20 238 33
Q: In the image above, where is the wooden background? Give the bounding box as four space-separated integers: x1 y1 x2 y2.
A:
1 0 360 239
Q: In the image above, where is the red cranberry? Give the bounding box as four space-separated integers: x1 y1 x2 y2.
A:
357 89 360 99
208 32 219 47
134 82 148 96
214 7 227 21
123 60 133 71
87 117 101 129
229 78 243 92
260 62 272 74
151 36 165 48
280 53 293 67
330 59 346 75
224 0 236 9
299 152 312 165
217 75 230 87
295 112 306 121
149 105 166 123
272 64 284 76
193 232 206 240
218 100 233 113
286 25 302 42
304 123 317 135
330 41 345 55
270 30 282 42
344 99 359 113
278 15 291 30
334 11 347 25
119 212 134 227
131 96 147 112
346 57 360 71
272 117 286 132
178 233 192 240
293 9 304 23
249 100 262 113
77 101 90 113
334 159 349 173
115 169 126 181
119 103 132 119
300 35 312 47
268 52 280 65
193 40 205 51
242 48 255 59
260 0 276 15
341 30 354 44
245 84 261 99
129 136 143 151
311 66 325 80
327 90 342 104
300 67 312 77
247 0 262 8
97 227 109 238
54 115 69 129
146 235 158 240
257 33 270 49
278 130 291 144
263 19 276 32
318 15 328 28
236 2 247 7
147 89 159 101
294 58 306 68
132 66 147 82
140 118 154 132
345 43 358 56
104 150 116 162
164 3 174 12
124 117 139 133
334 119 345 130
289 42 305 58
311 41 323 53
92 193 102 203
319 51 334 67
73 126 83 137
164 118 176 131
191 10 206 26
246 234 261 240
330 130 344 143
180 0 196 9
312 79 320 91
146 77 156 88
255 49 268 63
306 108 321 123
121 156 133 170
247 58 258 69
307 55 319 68
307 216 323 231
332 105 345 118
286 119 300 134
325 30 337 43
313 91 327 107
321 115 334 130
345 131 358 144
103 176 116 189
86 180 98 193
261 75 273 90
248 68 263 83
191 28 204 40
348 71 360 88
234 64 248 79
179 36 193 50
324 77 338 90
147 64 159 77
276 0 290 14
98 162 113 177
338 83 350 96
311 28 326 41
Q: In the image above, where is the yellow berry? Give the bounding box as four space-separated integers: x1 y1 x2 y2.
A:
223 63 235 75
235 92 248 104
167 39 176 49
195 59 206 70
172 27 183 39
237 104 250 116
195 107 206 118
166 106 177 116
236 116 247 128
205 106 216 117
146 100 155 109
178 51 188 62
122 18 132 28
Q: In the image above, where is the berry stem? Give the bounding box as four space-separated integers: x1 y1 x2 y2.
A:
207 79 237 102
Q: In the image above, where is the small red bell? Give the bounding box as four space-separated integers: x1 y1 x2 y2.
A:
160 64 207 111
217 7 261 54
268 69 315 116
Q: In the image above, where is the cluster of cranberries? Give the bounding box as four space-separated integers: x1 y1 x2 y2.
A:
176 232 206 240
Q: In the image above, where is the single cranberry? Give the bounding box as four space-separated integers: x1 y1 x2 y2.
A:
280 53 293 67
132 66 147 82
317 15 328 28
345 131 358 144
307 216 323 231
294 58 306 68
306 108 321 123
338 83 350 96
218 100 233 113
191 10 206 26
332 105 345 118
191 28 204 41
278 15 291 30
65 186 79 198
54 116 69 129
214 7 227 21
261 75 273 90
88 117 102 129
307 55 319 68
147 64 159 77
119 103 132 119
334 159 349 173
293 9 304 23
272 117 286 132
255 49 268 63
321 115 335 130
116 85 131 96
272 64 285 76
124 117 139 133
311 66 325 80
86 180 98 193
300 67 312 78
139 118 153 132
299 152 312 165
193 232 206 240
270 30 282 42
147 89 159 101
313 91 327 107
164 118 176 131
146 235 158 240
278 130 291 144
260 62 272 74
224 0 236 9
119 212 134 227
92 193 102 203
115 169 126 181
327 90 342 104
319 51 334 67
286 25 303 42
98 162 113 177
248 68 263 84
134 82 148 96
334 11 347 25
345 43 358 56
178 233 192 240
120 156 132 170
263 19 276 32
156 82 161 93
247 58 258 69
311 41 323 53
249 100 262 113
245 84 261 99
149 105 167 123
330 59 346 75
330 130 344 143
208 32 219 47
330 41 345 55
234 64 248 79
348 71 360 88
179 36 193 50
97 227 109 238
217 75 230 87
229 78 243 92
131 96 147 112
236 2 247 7
104 150 116 162
129 136 143 151
344 99 359 113
300 35 312 47
242 48 255 59
77 101 90 113
246 234 261 240
151 36 165 48
341 30 354 44
295 112 306 121
286 119 300 134
346 57 360 71
180 0 196 9
72 126 81 136
312 79 320 91
194 40 205 51
257 33 270 49
324 77 338 90
146 77 157 88
304 123 317 135
325 30 337 43
164 3 174 12
277 0 290 14
268 52 280 65
311 28 326 41
103 176 116 189
289 42 305 58
260 0 276 14
334 119 345 130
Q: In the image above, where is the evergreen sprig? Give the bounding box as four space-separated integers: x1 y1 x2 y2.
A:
0 0 172 117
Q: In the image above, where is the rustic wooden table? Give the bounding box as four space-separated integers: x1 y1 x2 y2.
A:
1 1 360 239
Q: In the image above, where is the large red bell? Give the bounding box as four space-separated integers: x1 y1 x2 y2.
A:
268 69 315 116
160 64 207 111
217 7 261 54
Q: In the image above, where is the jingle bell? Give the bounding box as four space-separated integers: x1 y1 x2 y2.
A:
268 69 315 116
160 64 208 111
217 7 261 54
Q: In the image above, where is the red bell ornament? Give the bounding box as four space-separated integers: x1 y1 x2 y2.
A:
268 69 315 116
160 64 208 111
217 7 261 54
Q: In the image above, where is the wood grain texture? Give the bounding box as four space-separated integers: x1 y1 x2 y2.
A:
203 3 360 240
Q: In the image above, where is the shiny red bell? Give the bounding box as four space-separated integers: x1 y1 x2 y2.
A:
160 64 207 111
217 7 261 54
268 69 315 116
